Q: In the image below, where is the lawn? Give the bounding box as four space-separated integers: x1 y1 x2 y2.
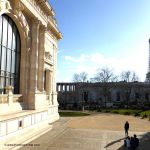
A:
98 109 150 119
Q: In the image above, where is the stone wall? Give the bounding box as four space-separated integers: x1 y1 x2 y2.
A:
57 82 150 109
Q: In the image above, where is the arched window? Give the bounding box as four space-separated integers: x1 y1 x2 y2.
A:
0 14 21 94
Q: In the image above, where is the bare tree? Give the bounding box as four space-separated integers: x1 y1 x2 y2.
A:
90 67 118 108
72 72 88 82
91 67 118 82
120 71 139 82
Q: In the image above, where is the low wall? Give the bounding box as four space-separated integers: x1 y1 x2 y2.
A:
0 105 59 140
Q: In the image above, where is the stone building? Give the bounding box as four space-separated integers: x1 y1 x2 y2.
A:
0 0 62 140
57 82 150 109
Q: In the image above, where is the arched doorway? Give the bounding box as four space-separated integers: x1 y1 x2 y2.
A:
0 14 21 94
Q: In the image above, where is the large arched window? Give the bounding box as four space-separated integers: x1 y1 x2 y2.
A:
0 14 21 94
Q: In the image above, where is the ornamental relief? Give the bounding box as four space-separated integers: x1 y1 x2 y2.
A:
45 52 52 61
0 0 30 38
0 0 11 11
12 0 30 36
45 52 53 65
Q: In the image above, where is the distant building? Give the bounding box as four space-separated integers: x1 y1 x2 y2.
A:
0 0 62 139
57 82 150 109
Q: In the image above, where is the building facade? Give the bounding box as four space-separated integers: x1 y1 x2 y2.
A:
57 82 150 110
0 0 62 139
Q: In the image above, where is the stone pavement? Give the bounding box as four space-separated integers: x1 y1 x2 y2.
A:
5 113 150 150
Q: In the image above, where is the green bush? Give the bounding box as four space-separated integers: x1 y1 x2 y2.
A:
59 112 90 117
134 112 140 117
111 110 119 114
148 116 150 121
140 110 150 119
100 109 111 113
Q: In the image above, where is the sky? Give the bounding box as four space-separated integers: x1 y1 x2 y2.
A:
49 0 150 82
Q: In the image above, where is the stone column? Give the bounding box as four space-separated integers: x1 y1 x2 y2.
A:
38 25 46 92
60 85 63 92
52 45 57 93
29 20 40 92
28 20 40 109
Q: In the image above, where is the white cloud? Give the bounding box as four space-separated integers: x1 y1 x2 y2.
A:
64 54 89 63
59 50 148 82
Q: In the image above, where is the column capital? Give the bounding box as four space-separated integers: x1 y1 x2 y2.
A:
40 24 47 31
32 19 40 26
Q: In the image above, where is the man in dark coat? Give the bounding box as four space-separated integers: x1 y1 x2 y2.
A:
124 121 129 136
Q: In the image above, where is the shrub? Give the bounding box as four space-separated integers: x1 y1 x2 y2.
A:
141 114 147 119
134 112 140 117
111 110 119 114
148 116 150 121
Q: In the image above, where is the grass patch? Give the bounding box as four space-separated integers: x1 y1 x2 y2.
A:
98 109 144 117
59 111 90 117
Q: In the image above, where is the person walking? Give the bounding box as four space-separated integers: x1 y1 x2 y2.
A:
124 121 129 136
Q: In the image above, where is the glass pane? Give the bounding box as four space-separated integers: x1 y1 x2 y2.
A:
11 78 14 88
6 49 11 72
15 53 20 74
12 26 16 50
5 77 10 86
7 19 12 49
1 46 6 71
11 51 15 73
0 46 1 65
17 34 20 52
2 16 8 47
0 77 4 93
0 15 20 94
0 15 2 43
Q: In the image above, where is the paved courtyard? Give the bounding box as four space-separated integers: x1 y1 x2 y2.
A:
15 113 150 150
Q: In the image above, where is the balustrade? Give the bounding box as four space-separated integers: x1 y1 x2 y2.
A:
13 95 23 103
27 0 56 26
0 95 8 103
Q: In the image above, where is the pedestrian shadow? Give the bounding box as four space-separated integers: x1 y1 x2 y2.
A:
104 137 126 148
117 132 150 150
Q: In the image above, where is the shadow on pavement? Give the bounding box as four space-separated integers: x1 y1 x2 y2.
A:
104 137 125 148
117 132 150 150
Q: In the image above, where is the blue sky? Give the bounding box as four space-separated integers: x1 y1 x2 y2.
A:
50 0 150 82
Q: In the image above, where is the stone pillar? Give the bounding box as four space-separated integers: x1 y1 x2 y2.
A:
38 25 46 92
65 85 67 92
29 20 40 92
28 20 40 109
49 71 53 104
60 85 63 92
52 45 57 93
45 70 51 95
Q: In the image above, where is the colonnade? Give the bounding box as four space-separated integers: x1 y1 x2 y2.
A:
57 83 76 92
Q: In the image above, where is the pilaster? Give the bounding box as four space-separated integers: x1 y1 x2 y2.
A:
38 25 46 92
29 19 40 92
28 19 40 109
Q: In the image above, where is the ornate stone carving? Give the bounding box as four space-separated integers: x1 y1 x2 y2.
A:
0 0 11 11
45 52 52 61
13 0 24 13
13 0 30 37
